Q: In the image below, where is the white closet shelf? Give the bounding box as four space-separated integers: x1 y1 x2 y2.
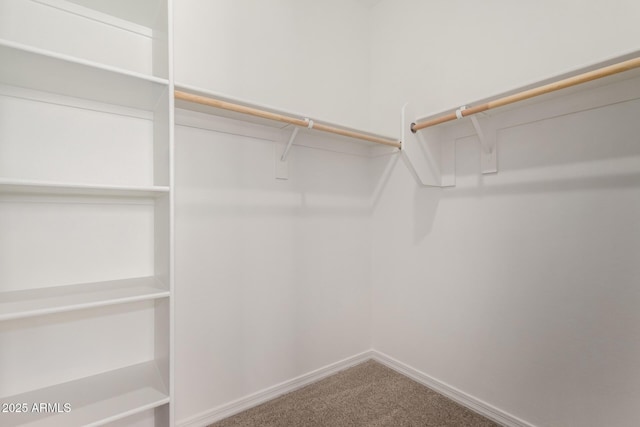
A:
0 178 170 198
0 277 169 322
0 39 168 111
0 361 169 427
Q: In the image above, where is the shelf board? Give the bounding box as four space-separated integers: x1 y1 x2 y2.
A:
42 0 163 32
0 361 169 427
0 179 170 198
0 39 168 111
0 277 169 322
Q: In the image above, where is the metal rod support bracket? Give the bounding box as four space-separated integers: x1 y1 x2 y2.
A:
280 118 314 162
280 127 300 162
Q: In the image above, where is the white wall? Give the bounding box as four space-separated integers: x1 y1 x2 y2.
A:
371 99 640 427
173 3 375 422
174 118 372 423
370 1 640 426
174 0 372 130
172 1 640 425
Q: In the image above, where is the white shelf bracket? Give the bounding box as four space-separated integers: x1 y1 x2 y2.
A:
276 119 313 180
469 114 497 174
280 118 313 162
280 126 299 162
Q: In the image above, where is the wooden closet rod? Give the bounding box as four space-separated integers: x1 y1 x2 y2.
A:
411 56 640 132
174 90 402 148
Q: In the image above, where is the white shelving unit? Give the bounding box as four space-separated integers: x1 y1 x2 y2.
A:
0 1 173 426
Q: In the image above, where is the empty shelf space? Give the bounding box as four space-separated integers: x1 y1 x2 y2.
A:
0 361 169 427
0 39 168 111
0 178 170 198
0 277 169 321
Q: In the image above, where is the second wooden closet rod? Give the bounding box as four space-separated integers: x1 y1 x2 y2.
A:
175 90 402 148
411 56 640 132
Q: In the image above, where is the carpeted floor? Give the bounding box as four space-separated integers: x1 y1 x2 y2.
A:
210 360 500 426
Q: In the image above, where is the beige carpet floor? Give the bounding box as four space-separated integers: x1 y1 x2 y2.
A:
210 360 500 426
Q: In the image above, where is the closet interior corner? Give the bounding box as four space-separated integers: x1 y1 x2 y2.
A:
2 2 640 427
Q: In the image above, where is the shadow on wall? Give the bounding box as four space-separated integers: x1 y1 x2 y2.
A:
412 184 441 243
370 151 442 243
175 125 375 219
368 97 640 246
440 101 640 199
370 152 400 211
441 171 640 199
409 98 639 197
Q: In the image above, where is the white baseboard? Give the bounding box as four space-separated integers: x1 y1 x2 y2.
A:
178 349 535 427
177 350 374 427
371 350 536 427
